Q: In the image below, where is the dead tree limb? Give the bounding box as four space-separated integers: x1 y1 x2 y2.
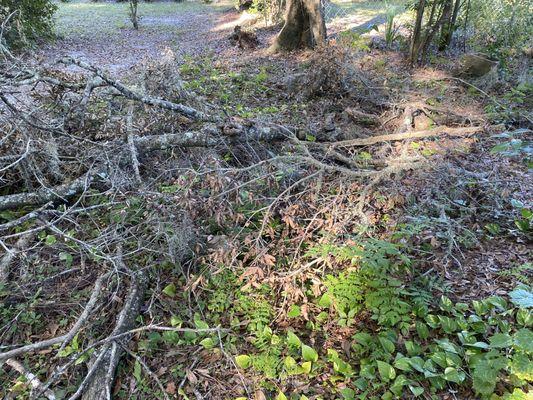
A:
59 57 215 122
5 359 57 400
78 271 146 400
329 125 483 148
0 172 93 211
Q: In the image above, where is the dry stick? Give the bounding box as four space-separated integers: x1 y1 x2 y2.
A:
0 129 282 212
329 125 483 148
0 129 222 212
59 57 215 122
0 272 111 362
122 346 170 400
0 234 34 286
104 343 118 400
57 272 112 354
0 202 53 233
78 269 146 400
5 358 57 400
0 171 94 211
0 138 31 173
215 329 250 398
66 343 112 400
126 103 142 184
39 325 228 393
0 334 69 363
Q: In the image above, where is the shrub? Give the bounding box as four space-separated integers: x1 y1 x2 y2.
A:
467 0 532 59
0 0 57 50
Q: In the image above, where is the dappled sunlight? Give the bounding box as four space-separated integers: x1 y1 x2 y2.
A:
211 10 261 32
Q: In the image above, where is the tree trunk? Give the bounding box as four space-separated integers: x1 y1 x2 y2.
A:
269 0 326 52
409 0 426 64
438 0 457 50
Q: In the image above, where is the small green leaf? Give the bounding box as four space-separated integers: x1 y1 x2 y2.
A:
235 355 251 369
393 357 412 372
284 356 297 370
516 308 532 327
301 344 318 362
162 283 177 298
287 331 301 348
170 315 182 327
59 252 73 266
409 385 424 397
377 360 396 381
379 337 395 353
301 361 312 374
133 360 142 382
199 338 214 349
408 357 425 372
194 319 209 330
444 367 465 383
416 321 429 340
288 304 301 318
465 341 489 349
514 328 533 353
340 387 355 400
489 333 512 348
509 289 533 308
318 293 333 308
276 392 288 400
45 235 57 245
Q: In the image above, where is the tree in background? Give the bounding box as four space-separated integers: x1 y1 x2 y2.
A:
269 0 326 52
409 0 462 64
0 0 57 50
129 0 139 29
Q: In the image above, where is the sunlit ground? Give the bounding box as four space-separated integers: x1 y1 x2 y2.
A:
326 0 410 33
55 0 234 39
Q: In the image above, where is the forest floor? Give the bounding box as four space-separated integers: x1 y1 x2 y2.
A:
1 1 531 399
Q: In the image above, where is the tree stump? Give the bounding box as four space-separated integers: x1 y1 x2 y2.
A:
269 0 326 52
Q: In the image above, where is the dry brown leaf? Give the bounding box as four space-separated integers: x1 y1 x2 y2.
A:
185 369 197 385
263 253 276 266
165 381 176 395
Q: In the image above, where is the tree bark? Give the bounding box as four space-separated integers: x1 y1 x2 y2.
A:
269 0 326 52
409 0 426 64
439 0 461 50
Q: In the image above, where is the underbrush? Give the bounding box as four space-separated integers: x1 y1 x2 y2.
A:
190 236 532 400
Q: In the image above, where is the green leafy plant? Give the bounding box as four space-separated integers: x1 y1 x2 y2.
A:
309 239 413 329
0 0 57 49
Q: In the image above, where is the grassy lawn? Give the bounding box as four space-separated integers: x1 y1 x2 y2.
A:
54 0 233 39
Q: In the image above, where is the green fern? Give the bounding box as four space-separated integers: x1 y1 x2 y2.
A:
498 263 532 285
312 239 413 328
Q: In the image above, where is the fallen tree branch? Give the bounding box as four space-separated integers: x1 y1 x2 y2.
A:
5 358 56 400
78 270 146 400
329 125 484 148
0 172 93 211
57 272 112 354
0 202 52 233
60 57 215 122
